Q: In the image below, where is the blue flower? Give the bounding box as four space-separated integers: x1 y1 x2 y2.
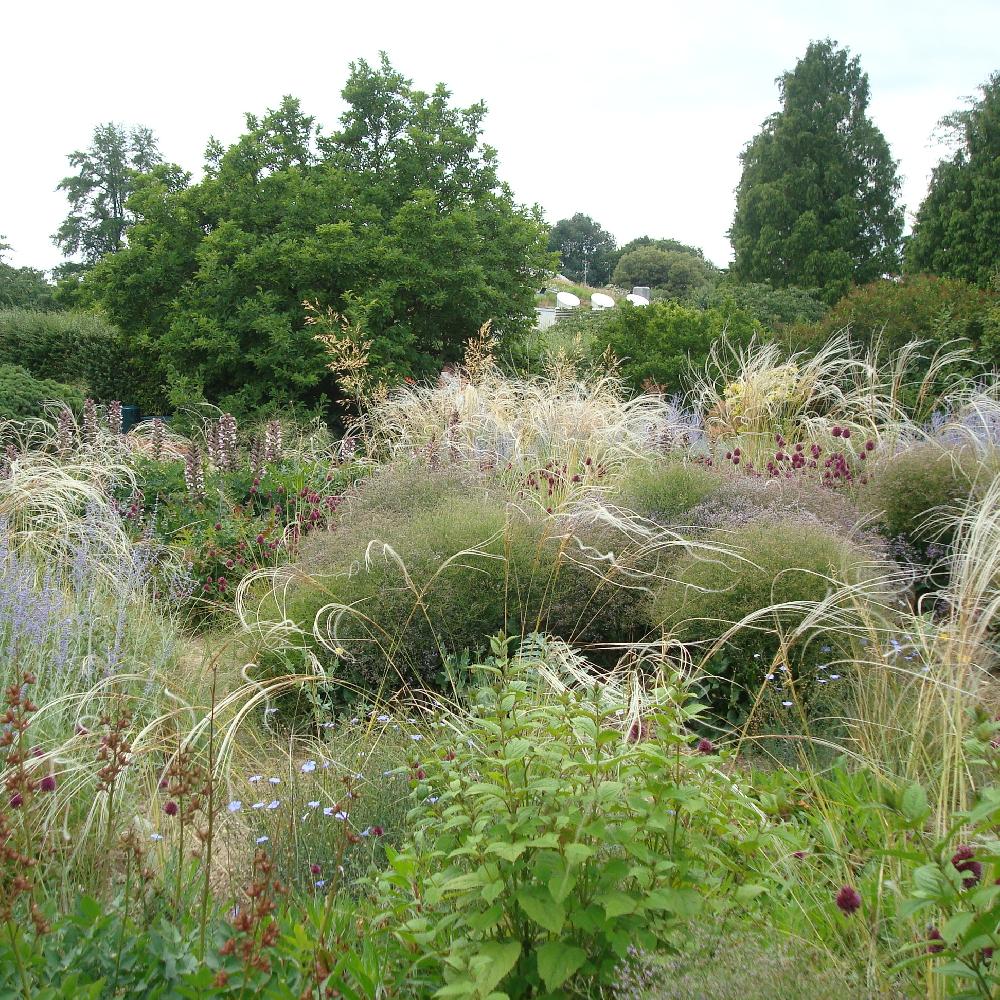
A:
227 800 242 812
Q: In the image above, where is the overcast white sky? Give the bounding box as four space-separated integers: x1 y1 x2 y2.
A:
2 0 996 272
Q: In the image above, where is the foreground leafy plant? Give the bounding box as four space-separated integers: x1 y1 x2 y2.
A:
369 635 761 998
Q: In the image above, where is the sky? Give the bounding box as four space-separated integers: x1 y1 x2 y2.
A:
2 0 997 272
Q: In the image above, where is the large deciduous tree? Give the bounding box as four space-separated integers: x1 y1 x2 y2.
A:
906 73 1000 287
53 123 163 266
88 55 552 416
547 214 617 285
729 39 904 303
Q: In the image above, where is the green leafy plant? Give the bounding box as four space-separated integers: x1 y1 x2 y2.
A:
369 635 755 998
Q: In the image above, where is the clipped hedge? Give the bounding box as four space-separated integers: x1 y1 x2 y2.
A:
0 308 130 402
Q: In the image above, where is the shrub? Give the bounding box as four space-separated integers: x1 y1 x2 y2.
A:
689 280 829 333
651 519 883 723
0 308 132 403
864 444 996 562
0 363 83 420
785 275 997 367
590 301 760 396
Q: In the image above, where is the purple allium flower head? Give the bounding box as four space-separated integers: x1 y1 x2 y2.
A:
164 800 179 817
310 863 321 875
9 793 23 809
696 738 715 755
927 926 945 954
951 845 983 888
835 885 862 915
39 774 56 793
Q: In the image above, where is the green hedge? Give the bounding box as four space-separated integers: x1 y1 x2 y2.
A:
0 363 83 420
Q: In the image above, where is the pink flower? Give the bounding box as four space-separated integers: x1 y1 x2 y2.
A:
951 845 983 888
164 800 179 817
835 885 861 915
696 738 715 755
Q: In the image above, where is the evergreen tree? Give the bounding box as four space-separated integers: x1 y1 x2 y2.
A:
547 214 617 285
906 73 1000 286
729 39 903 303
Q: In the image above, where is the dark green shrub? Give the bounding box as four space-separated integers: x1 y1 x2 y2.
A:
785 275 997 366
688 281 828 333
651 520 882 723
0 363 83 420
0 308 132 402
589 301 760 395
618 460 723 522
864 444 994 562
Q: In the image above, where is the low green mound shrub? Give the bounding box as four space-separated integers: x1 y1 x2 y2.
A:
865 444 995 563
651 520 883 723
618 460 723 522
0 363 83 419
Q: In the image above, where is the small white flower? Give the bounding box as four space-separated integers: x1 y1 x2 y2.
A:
300 760 317 773
377 714 390 722
248 775 262 783
227 800 242 812
268 776 281 784
255 836 269 844
410 734 422 742
334 810 348 821
267 800 280 810
252 802 265 810
830 674 841 680
263 707 278 716
150 833 163 841
781 700 793 707
307 800 320 808
323 806 334 816
314 879 326 887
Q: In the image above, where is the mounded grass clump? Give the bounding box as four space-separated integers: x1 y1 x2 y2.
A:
252 464 666 709
864 443 997 562
651 519 886 724
617 459 723 522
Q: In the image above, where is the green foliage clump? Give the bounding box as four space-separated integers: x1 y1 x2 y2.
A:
369 644 745 997
0 247 59 311
0 308 131 403
906 72 1000 287
612 246 717 299
864 444 993 561
261 469 653 704
651 519 876 721
591 300 760 395
729 39 904 303
786 275 997 366
618 460 723 522
0 363 82 420
690 281 828 333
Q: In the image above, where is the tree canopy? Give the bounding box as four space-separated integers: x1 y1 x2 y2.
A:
53 123 163 267
729 39 904 304
906 73 1000 287
612 246 717 298
546 214 617 285
0 239 58 310
87 55 552 416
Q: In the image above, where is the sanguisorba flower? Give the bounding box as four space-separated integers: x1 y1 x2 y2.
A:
951 845 983 888
835 885 862 915
927 926 945 954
